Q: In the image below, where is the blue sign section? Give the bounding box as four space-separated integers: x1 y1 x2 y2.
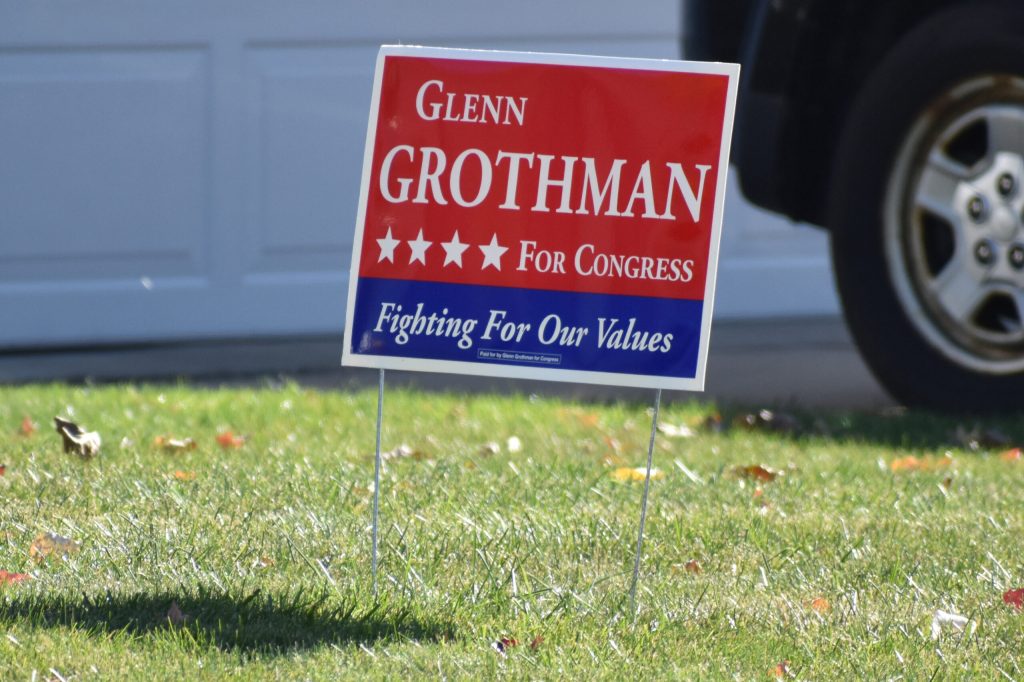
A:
349 277 704 379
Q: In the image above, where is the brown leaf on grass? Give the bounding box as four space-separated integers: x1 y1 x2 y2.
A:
736 409 799 435
0 464 5 477
172 470 196 481
166 601 189 627
19 416 36 436
1000 448 1022 461
216 430 245 449
154 436 197 452
602 454 625 467
611 466 665 482
703 412 725 433
253 556 275 569
30 532 80 562
683 559 702 574
528 635 543 651
1004 588 1024 609
890 454 953 472
729 464 783 482
810 597 830 613
0 570 31 585
889 456 922 472
491 636 518 655
558 408 601 428
771 660 791 678
53 417 100 458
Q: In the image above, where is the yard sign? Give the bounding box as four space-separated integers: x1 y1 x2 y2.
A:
343 46 738 390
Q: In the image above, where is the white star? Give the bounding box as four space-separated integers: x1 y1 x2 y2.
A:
479 233 508 271
376 227 399 263
407 228 432 265
441 230 470 268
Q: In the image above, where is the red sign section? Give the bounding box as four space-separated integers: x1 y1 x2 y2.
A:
358 56 729 300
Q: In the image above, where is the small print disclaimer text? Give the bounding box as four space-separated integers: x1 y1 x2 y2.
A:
477 349 562 366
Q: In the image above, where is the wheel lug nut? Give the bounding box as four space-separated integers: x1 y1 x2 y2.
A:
975 240 996 265
967 196 988 222
1011 245 1024 270
998 173 1016 197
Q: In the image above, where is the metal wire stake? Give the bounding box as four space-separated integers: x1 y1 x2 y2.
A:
629 388 662 619
372 368 385 595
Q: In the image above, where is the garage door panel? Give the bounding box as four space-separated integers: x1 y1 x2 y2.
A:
244 45 368 276
0 2 838 350
0 47 210 280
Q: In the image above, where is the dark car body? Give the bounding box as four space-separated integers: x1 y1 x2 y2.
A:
684 0 970 227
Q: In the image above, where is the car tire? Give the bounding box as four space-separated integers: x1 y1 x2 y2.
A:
829 1 1024 411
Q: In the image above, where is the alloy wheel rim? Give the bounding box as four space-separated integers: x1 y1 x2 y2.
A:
885 76 1024 374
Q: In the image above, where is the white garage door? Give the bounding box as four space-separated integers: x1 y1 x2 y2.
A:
1 1 837 350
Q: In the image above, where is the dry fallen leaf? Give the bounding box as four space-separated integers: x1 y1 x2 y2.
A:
216 430 245 449
1003 588 1024 609
491 636 518 655
528 635 543 651
604 435 622 455
683 559 702 574
890 454 953 473
611 466 665 482
0 464 6 477
602 454 625 468
172 470 196 481
729 464 783 482
19 416 36 437
810 597 830 613
1000 448 1022 462
0 570 31 585
890 456 922 472
771 660 791 678
53 417 100 458
703 413 725 433
154 436 197 452
30 532 80 562
253 556 275 569
166 601 189 627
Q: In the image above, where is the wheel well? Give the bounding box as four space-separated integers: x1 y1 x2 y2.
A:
780 0 970 226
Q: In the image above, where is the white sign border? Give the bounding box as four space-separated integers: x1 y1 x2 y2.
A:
342 45 740 392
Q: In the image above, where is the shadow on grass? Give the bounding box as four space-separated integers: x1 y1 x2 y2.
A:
711 404 1024 452
0 587 455 654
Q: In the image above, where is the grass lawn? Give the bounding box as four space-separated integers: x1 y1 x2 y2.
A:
2 381 1024 679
